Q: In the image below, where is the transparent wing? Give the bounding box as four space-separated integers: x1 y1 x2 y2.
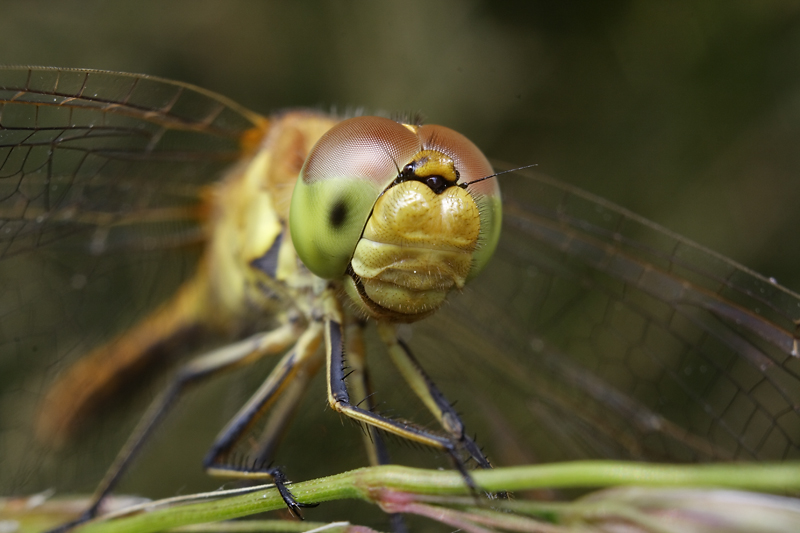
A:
0 67 266 493
419 169 800 465
0 66 265 256
2 72 799 507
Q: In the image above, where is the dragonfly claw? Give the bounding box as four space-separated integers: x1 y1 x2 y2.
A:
269 467 318 520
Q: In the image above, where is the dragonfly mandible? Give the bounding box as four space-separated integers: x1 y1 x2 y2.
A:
1 67 799 528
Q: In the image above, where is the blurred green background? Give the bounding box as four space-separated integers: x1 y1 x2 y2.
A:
2 1 800 530
2 0 798 289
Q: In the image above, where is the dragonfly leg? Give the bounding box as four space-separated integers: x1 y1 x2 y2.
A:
203 322 325 519
344 318 392 466
324 318 480 495
376 322 495 471
345 319 408 533
44 321 301 533
249 350 323 467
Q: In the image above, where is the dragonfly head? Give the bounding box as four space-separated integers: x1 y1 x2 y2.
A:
289 116 501 322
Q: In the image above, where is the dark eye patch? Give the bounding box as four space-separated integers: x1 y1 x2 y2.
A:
330 200 348 228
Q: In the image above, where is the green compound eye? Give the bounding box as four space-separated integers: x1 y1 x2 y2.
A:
289 115 501 319
290 116 421 280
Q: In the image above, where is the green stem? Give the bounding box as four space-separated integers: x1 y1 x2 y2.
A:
75 461 800 533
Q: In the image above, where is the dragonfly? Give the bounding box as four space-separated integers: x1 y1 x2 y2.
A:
1 67 799 529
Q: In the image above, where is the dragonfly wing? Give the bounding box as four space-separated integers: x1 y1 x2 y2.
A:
0 67 267 492
418 169 800 465
0 66 266 256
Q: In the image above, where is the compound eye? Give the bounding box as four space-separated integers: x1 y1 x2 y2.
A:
289 116 421 280
289 116 503 284
416 124 503 279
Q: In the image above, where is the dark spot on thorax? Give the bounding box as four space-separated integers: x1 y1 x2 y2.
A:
250 231 284 278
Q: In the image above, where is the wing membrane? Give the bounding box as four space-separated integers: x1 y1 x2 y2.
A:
2 82 799 500
0 68 266 493
420 169 800 464
0 67 265 257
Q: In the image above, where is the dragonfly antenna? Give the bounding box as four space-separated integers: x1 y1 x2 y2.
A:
460 164 538 188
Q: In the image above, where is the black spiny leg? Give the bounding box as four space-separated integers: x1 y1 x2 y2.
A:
203 323 325 519
345 319 407 533
45 323 301 533
376 322 505 498
324 319 480 496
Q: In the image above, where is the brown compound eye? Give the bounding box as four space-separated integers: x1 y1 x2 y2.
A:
416 124 500 200
289 116 501 284
289 116 419 280
412 124 502 280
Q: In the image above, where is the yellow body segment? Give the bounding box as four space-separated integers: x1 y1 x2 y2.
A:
351 181 481 315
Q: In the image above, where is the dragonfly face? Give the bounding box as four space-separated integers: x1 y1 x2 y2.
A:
1 68 799 516
290 115 501 322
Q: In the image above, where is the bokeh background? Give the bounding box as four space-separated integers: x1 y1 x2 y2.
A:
2 1 800 530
